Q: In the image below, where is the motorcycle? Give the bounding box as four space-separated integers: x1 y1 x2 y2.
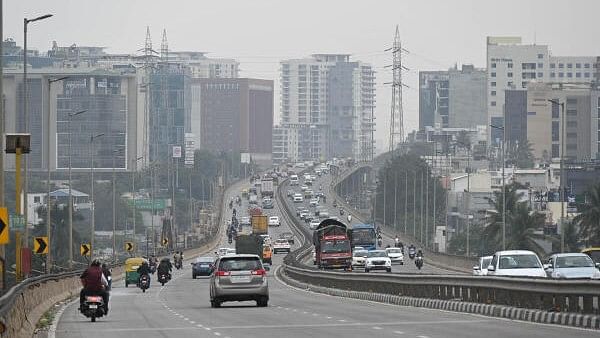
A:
80 295 106 322
158 272 171 286
377 238 383 247
174 260 182 270
106 276 112 291
339 208 344 215
149 263 157 274
333 201 338 208
139 274 150 292
415 256 424 270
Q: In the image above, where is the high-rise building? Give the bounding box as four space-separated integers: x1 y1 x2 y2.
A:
3 68 141 171
486 36 599 144
278 54 375 163
191 78 274 163
419 65 486 131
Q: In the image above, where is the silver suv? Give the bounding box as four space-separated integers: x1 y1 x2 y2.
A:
210 254 269 308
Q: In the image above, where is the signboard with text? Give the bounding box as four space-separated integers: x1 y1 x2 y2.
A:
127 198 167 210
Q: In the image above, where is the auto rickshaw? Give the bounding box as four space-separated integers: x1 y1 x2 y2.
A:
262 245 272 265
125 257 147 287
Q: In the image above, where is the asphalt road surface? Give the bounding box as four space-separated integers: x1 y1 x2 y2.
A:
53 172 597 338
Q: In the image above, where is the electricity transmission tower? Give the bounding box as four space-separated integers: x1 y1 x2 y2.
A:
387 25 406 153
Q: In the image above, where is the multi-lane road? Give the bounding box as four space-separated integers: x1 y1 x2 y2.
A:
52 171 597 338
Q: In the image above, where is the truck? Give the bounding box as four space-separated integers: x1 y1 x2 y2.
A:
260 177 274 198
312 219 352 270
235 234 264 259
251 215 268 235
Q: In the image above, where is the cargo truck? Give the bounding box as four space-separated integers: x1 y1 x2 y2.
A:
235 234 264 259
251 215 268 235
312 219 352 270
260 177 274 198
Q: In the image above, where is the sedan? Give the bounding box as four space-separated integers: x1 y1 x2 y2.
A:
385 247 404 265
544 253 600 279
365 250 392 273
352 250 368 268
192 257 216 278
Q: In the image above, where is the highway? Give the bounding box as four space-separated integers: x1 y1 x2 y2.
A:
52 171 597 338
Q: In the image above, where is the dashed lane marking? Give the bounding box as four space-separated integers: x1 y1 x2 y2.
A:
393 331 404 335
372 326 382 330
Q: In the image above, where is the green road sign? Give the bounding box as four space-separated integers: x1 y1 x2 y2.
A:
10 214 25 229
127 198 166 210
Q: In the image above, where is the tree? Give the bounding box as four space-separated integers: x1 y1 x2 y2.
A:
507 202 546 252
573 183 600 246
508 139 535 169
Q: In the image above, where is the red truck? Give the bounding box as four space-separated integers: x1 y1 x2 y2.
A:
312 219 352 270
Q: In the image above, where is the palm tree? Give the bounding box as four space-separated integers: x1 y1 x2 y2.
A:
507 202 545 252
574 183 600 245
482 184 522 248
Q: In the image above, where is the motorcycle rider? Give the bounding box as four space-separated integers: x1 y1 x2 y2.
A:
149 255 158 274
394 235 400 247
79 259 109 314
137 261 152 287
101 263 112 291
157 257 173 280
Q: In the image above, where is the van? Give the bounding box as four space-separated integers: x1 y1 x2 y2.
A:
290 175 299 185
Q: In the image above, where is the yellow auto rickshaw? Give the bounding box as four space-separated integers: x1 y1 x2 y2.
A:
582 247 600 264
125 257 147 287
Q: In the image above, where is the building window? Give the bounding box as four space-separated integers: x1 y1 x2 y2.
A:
552 100 560 118
567 72 573 78
508 63 513 68
550 72 556 78
567 132 578 138
507 72 513 77
550 63 556 68
576 63 581 68
552 121 559 141
559 72 564 78
537 53 544 59
567 98 577 104
490 72 497 77
567 109 577 116
527 111 537 116
537 63 543 68
567 63 573 68
584 63 591 68
491 81 496 87
491 63 496 68
576 72 581 78
559 63 564 68
567 121 578 128
491 91 496 96
491 101 496 106
585 72 591 78
522 63 536 70
538 72 543 78
522 82 527 88
552 144 559 158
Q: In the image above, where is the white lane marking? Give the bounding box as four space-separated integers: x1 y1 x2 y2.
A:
184 317 189 321
338 319 346 322
208 319 492 330
312 313 318 316
303 311 308 314
326 316 332 319
214 333 222 336
205 327 212 331
48 298 78 338
372 326 382 330
197 324 204 328
417 336 429 338
190 321 196 324
393 331 404 335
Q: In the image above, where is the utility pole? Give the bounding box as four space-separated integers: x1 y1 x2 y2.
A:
90 133 104 261
425 167 429 248
420 170 424 244
393 171 398 232
548 99 566 253
404 171 408 235
68 110 86 269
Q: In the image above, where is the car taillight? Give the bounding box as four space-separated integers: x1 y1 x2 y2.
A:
215 270 230 277
86 296 102 302
251 269 266 276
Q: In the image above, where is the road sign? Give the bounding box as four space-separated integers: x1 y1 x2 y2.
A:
80 243 91 256
162 238 168 246
10 214 25 229
33 237 48 255
0 208 8 244
125 241 134 252
127 199 166 210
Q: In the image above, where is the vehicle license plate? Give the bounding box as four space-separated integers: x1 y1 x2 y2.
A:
231 275 251 283
89 304 98 309
200 264 209 268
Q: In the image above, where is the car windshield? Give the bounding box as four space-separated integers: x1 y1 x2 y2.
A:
367 251 387 258
218 257 262 271
555 255 594 268
387 248 402 254
352 228 376 245
322 239 350 253
481 258 492 268
499 254 541 269
353 250 367 257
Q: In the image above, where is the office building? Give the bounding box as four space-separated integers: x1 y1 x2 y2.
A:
191 78 274 163
486 36 599 144
279 54 375 163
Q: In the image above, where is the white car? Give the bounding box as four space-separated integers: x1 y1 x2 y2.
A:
385 247 404 265
293 193 304 203
309 198 319 207
273 239 291 254
473 256 493 276
300 185 308 192
260 234 272 247
268 216 281 227
544 253 600 279
309 219 320 230
365 250 392 273
352 250 368 268
216 247 235 257
487 250 546 278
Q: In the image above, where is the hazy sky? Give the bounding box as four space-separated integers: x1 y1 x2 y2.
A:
6 0 600 151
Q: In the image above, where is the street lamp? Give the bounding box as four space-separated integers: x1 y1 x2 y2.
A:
67 110 86 269
490 124 506 250
45 76 67 273
23 13 53 261
548 99 566 253
112 147 125 264
90 133 104 261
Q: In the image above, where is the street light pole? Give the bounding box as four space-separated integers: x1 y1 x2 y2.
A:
45 76 67 273
90 133 104 261
67 110 86 269
491 124 506 250
112 148 124 264
132 156 143 255
23 13 53 266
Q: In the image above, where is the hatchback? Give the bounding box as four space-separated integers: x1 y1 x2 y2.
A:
210 254 269 308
